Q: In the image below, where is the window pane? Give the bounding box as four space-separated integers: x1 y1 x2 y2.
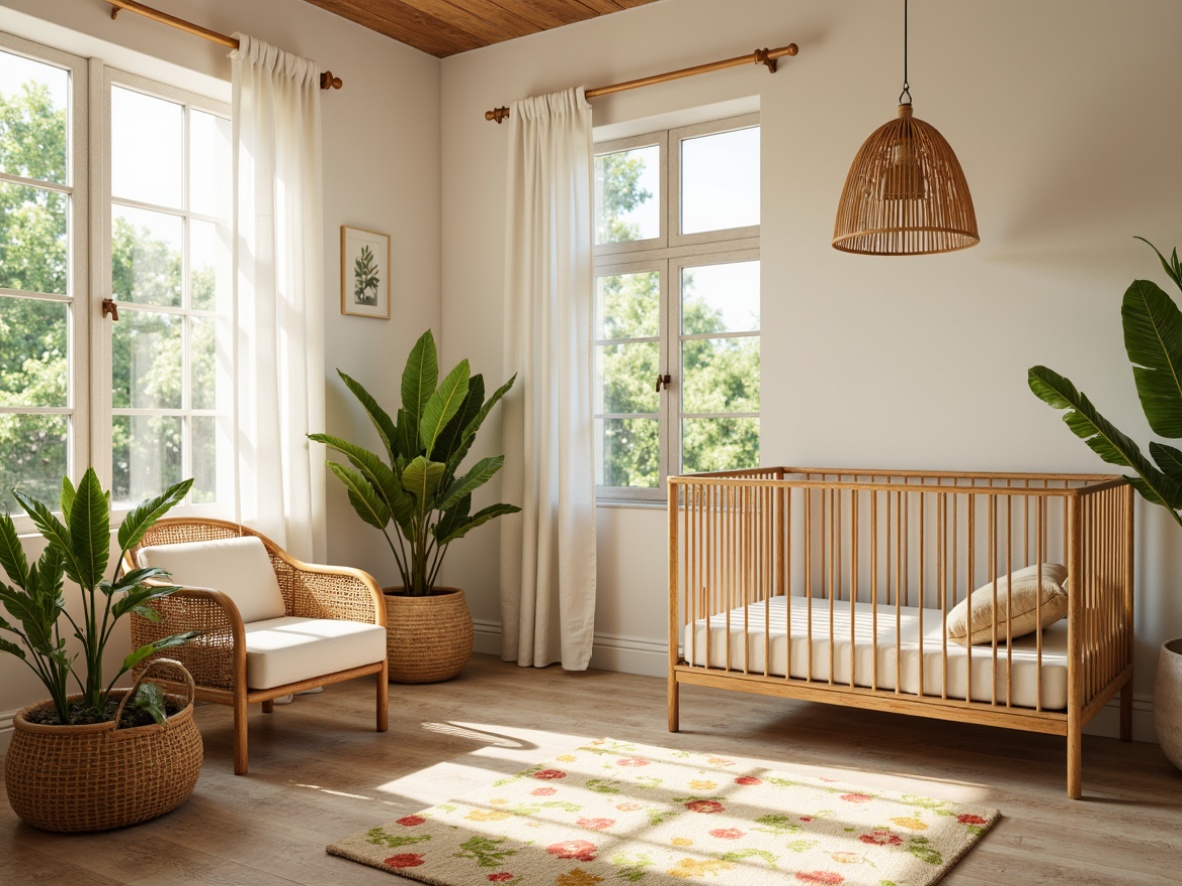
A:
595 144 659 244
596 417 659 488
112 205 182 307
597 342 659 415
596 271 659 339
681 261 759 335
111 86 182 208
681 337 760 414
0 183 67 295
112 414 182 505
682 417 759 474
190 316 217 410
112 310 182 409
0 50 68 185
0 296 67 407
680 126 759 234
190 219 230 311
191 415 216 503
189 110 231 218
0 414 68 515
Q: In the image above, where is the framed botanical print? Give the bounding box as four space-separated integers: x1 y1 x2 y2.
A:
341 225 390 319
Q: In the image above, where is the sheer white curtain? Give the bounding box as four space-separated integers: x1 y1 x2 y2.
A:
500 87 597 670
230 35 326 562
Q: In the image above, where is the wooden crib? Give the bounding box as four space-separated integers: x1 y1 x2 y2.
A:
667 467 1134 798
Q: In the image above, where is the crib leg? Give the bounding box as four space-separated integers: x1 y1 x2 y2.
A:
668 675 680 732
1067 729 1082 799
1119 681 1133 742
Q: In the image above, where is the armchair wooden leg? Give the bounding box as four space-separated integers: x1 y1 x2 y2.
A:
262 699 274 714
234 691 249 775
377 661 389 732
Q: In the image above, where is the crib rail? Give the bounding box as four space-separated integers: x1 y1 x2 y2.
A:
668 467 1133 722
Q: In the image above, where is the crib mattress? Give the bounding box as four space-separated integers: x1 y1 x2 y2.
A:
683 595 1069 710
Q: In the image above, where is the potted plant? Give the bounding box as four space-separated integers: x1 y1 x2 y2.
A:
310 330 519 683
0 469 203 831
1028 236 1182 771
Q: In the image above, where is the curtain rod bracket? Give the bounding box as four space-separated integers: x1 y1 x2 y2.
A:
110 6 121 20
320 71 343 90
486 106 510 124
754 48 777 73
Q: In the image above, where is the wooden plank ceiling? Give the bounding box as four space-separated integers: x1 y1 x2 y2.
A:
299 0 663 58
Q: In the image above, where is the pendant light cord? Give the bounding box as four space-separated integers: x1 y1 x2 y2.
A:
898 0 912 105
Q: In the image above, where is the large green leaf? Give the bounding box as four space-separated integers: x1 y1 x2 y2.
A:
438 456 505 511
401 330 439 426
14 491 85 588
401 456 446 504
59 475 75 524
447 374 517 475
1151 441 1182 484
433 374 485 465
337 370 399 463
1029 365 1182 509
1122 279 1182 438
435 503 521 546
68 468 110 590
0 637 27 660
419 361 470 455
0 513 28 589
1136 236 1182 292
326 462 391 529
117 478 193 552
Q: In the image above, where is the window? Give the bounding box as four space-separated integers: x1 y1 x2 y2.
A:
593 115 760 501
0 34 232 521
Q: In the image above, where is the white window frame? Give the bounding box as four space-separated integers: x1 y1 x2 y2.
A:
0 34 232 529
594 114 760 504
0 34 89 533
98 67 233 516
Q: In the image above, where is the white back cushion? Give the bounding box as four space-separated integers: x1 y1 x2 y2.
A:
138 536 287 623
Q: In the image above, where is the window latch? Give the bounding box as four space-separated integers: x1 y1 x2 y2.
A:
655 373 671 392
101 298 120 322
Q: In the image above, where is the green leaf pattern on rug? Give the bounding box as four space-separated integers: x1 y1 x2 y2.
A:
718 847 779 868
610 851 653 882
905 836 944 865
454 834 518 868
365 828 432 850
752 813 803 835
327 738 999 886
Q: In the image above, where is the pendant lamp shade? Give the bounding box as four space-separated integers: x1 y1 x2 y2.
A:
833 104 978 255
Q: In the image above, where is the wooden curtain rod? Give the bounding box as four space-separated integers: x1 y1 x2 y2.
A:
484 42 798 123
106 0 343 90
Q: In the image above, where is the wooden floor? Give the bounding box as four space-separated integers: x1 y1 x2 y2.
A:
2 654 1179 884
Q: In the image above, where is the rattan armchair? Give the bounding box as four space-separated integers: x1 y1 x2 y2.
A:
124 517 388 775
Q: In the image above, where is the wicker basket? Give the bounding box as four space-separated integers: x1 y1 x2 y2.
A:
4 659 203 833
385 587 474 683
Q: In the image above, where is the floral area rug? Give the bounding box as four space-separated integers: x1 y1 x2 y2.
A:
327 738 1000 886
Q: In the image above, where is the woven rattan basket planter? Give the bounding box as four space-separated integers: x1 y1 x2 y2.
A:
384 587 474 683
3 660 203 833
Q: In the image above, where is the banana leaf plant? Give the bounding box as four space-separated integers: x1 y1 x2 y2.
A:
1029 237 1182 529
310 330 520 596
0 470 199 725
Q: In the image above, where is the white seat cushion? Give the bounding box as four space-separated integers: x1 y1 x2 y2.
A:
138 536 287 623
243 616 386 690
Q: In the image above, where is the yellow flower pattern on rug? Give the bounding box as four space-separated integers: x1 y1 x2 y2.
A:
327 738 999 886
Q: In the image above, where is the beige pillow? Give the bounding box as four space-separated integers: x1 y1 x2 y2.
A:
138 536 287 624
946 563 1068 646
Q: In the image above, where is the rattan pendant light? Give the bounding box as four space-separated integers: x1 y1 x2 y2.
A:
832 0 978 255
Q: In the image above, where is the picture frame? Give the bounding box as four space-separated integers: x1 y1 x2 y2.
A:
341 225 391 319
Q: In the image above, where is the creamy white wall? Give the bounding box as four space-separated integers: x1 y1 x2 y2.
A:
0 0 441 737
439 0 1182 739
